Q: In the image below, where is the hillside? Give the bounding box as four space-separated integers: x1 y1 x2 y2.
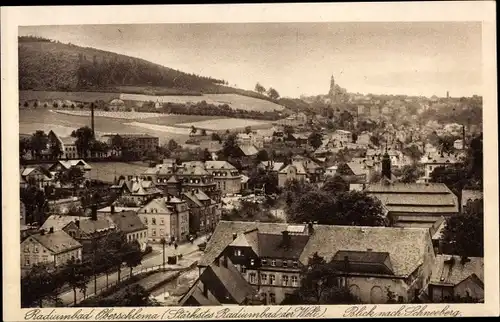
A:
18 36 294 111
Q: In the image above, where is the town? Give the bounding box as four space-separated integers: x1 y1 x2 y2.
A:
19 73 484 307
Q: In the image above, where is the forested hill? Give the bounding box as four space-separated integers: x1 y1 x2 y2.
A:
18 36 227 94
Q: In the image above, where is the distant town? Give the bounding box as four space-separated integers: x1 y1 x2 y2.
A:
20 60 484 308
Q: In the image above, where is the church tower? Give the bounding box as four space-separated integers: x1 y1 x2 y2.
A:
328 74 336 98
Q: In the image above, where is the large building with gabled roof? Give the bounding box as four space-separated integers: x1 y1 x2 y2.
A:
188 220 436 305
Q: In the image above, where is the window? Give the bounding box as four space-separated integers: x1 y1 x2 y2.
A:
160 218 164 225
261 274 267 284
249 273 256 283
269 274 276 285
269 293 276 304
293 260 299 268
291 276 298 287
25 258 30 266
152 229 156 236
261 259 267 265
282 275 289 286
283 261 288 268
241 266 247 274
159 229 165 236
24 245 29 253
152 218 156 225
34 246 39 253
43 255 48 262
234 249 242 256
271 260 276 267
250 259 255 266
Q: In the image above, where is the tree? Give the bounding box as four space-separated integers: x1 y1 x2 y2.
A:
352 132 358 143
442 198 483 257
244 126 252 134
190 125 197 135
90 140 109 158
281 253 360 305
123 241 143 278
110 134 124 155
30 131 48 159
255 83 266 95
267 87 280 100
369 135 381 147
399 164 423 183
49 139 63 160
64 258 91 306
200 148 212 162
55 166 85 197
403 145 423 164
21 186 49 224
20 137 31 160
21 263 64 308
211 132 222 143
121 285 156 306
283 125 295 138
166 139 180 152
287 190 385 227
255 149 269 162
222 133 240 158
201 129 207 136
308 131 323 150
322 175 349 194
71 126 94 158
430 165 467 197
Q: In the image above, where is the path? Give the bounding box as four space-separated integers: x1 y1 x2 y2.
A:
59 236 207 306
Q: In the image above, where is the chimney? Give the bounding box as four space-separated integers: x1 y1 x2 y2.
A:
49 227 54 234
75 220 80 228
232 233 237 240
40 229 45 235
91 205 97 221
460 256 470 265
110 205 115 214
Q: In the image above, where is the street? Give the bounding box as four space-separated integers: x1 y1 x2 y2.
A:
59 235 207 306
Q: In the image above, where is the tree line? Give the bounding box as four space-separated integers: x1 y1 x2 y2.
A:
21 233 145 308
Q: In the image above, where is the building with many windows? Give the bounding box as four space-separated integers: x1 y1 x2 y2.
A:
138 195 190 243
186 221 436 305
21 229 82 269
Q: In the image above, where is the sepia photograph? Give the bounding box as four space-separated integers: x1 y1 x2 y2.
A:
2 2 498 320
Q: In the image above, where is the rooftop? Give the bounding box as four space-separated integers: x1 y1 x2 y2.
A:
430 255 484 287
29 230 82 254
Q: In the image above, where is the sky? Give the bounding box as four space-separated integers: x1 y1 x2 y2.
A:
19 22 483 98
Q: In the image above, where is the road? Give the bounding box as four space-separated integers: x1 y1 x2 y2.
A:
59 236 208 306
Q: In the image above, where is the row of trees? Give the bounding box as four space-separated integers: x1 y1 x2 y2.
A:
254 83 280 100
21 234 144 307
134 100 284 121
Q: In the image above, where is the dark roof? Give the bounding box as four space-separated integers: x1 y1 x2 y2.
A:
76 217 116 234
29 230 82 254
257 233 309 259
179 256 256 306
108 211 147 233
366 183 459 214
200 221 429 277
331 250 394 275
430 255 484 287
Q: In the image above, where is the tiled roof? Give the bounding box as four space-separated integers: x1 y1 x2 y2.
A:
57 160 92 170
76 217 116 234
238 145 259 156
461 190 483 207
257 233 309 259
200 221 429 277
430 255 484 287
300 225 429 277
182 192 204 208
180 165 210 176
108 211 147 233
41 215 83 231
97 206 140 213
210 258 257 303
260 161 284 172
347 162 367 176
366 183 459 214
205 161 237 170
30 230 82 254
279 162 307 175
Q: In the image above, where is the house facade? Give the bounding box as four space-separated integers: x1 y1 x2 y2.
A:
138 195 190 243
182 190 219 235
108 210 149 251
21 229 82 268
193 221 436 305
204 161 242 195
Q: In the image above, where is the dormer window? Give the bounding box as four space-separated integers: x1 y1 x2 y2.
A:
271 260 276 267
293 261 299 268
234 249 242 256
250 259 255 266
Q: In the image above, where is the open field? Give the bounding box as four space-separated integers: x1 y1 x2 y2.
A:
120 93 285 112
55 110 164 120
176 118 273 130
